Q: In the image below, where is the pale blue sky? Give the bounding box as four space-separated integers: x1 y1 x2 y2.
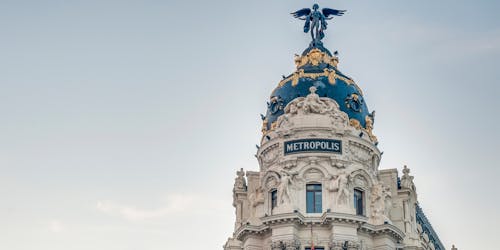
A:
0 0 499 249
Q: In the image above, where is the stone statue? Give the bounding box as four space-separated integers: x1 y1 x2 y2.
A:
276 86 349 132
336 171 351 206
248 187 264 219
370 184 384 223
291 4 346 46
234 168 247 191
277 171 298 207
382 186 392 222
291 86 338 115
327 174 339 192
371 183 392 224
326 171 352 212
232 168 248 229
297 86 324 113
401 165 415 190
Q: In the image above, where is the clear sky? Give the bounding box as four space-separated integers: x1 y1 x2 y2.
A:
1 0 499 249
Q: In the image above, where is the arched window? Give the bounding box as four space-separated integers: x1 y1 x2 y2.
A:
306 184 322 213
354 189 364 216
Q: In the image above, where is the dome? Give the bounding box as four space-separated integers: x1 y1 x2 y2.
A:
262 44 375 140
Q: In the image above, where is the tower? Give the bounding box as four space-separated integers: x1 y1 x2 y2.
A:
224 5 445 250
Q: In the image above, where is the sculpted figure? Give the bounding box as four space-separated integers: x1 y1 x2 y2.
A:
248 187 264 219
370 183 387 223
370 184 382 219
232 168 248 228
327 174 339 192
283 86 346 119
297 86 324 114
277 171 298 206
401 165 415 189
288 102 299 115
329 105 348 125
234 168 247 190
383 186 392 221
336 171 351 206
291 4 346 46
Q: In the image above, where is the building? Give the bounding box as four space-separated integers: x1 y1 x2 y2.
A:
224 5 450 250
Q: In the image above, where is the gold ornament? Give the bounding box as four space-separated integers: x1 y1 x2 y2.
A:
349 118 362 129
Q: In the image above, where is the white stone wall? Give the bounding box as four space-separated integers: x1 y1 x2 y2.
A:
225 89 425 250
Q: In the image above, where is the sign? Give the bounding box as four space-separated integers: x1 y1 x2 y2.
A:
284 139 342 155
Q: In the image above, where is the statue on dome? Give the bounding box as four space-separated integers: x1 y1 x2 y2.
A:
291 4 346 46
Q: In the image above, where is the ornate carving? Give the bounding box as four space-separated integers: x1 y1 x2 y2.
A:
327 171 351 209
383 185 392 221
279 68 361 92
329 240 360 250
248 186 264 220
260 143 280 165
283 239 301 250
400 165 415 190
274 86 349 132
370 183 383 223
268 96 285 115
232 168 248 230
270 239 300 250
336 171 351 207
353 175 367 188
370 183 391 224
270 240 283 250
234 168 247 191
262 118 268 134
349 118 362 130
277 171 299 207
348 117 378 143
277 54 364 92
304 167 324 180
345 93 363 112
295 86 332 114
293 48 339 69
346 144 371 164
264 174 279 190
364 115 377 142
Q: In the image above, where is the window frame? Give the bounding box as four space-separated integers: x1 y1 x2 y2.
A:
353 188 364 216
306 183 323 213
270 189 278 212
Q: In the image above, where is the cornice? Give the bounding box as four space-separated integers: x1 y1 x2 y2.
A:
235 211 405 241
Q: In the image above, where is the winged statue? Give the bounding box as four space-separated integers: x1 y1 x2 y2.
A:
291 4 346 45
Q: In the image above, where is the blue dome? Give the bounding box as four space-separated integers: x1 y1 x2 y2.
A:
262 45 374 132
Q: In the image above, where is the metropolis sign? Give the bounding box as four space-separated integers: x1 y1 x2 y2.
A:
284 139 342 155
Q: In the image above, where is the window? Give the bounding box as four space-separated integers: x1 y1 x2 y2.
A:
271 189 278 210
354 189 364 216
306 184 322 213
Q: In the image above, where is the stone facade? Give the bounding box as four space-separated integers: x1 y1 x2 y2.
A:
223 88 446 250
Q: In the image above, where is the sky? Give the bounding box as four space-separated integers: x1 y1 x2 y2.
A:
0 0 499 249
